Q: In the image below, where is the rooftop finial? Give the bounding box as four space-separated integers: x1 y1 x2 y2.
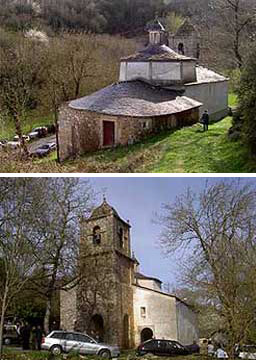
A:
103 194 106 203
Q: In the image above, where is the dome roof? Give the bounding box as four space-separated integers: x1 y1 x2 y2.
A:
69 81 202 117
121 44 195 62
89 198 119 220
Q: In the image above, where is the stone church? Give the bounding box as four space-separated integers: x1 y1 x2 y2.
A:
60 199 198 348
58 18 229 161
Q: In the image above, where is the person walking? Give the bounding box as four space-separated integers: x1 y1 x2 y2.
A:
201 110 209 132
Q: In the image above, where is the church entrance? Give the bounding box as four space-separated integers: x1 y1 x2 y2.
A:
122 314 130 349
103 121 115 146
90 314 104 342
140 327 153 342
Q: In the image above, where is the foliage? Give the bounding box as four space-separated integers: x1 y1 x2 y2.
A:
165 12 185 33
158 180 256 357
235 45 256 155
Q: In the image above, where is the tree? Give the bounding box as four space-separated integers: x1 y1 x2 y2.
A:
27 178 95 334
0 178 44 357
0 39 46 157
165 12 185 34
236 45 255 155
158 180 256 358
211 0 256 68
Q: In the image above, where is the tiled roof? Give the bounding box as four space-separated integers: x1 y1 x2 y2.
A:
69 81 202 117
135 272 162 284
146 19 166 32
120 44 195 62
186 65 228 85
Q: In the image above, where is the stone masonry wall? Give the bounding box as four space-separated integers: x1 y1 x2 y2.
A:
58 104 200 161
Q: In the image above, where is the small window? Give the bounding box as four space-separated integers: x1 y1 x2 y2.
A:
118 227 123 246
93 226 101 245
140 307 146 318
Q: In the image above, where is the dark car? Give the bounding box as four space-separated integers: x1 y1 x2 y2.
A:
136 339 190 357
185 342 200 354
3 325 21 345
32 142 56 157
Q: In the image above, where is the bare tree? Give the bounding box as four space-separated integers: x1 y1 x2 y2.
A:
27 178 95 334
158 180 255 358
0 178 44 357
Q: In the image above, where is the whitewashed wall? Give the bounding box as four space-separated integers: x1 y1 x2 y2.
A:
133 286 178 346
185 81 229 120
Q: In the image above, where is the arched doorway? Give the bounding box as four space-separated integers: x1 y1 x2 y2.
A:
140 327 153 342
90 314 104 342
178 42 185 55
123 314 130 349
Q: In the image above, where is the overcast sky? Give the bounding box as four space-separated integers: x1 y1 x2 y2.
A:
82 177 255 290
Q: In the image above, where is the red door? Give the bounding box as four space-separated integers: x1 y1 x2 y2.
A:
103 121 115 146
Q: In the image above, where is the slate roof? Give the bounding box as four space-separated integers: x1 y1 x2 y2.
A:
186 65 228 85
135 271 162 284
121 44 195 62
69 81 202 117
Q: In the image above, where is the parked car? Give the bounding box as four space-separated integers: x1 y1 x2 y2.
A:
28 127 48 139
3 324 20 345
41 331 120 359
185 342 200 354
31 142 56 157
4 141 21 150
136 339 190 357
238 345 256 360
13 135 30 142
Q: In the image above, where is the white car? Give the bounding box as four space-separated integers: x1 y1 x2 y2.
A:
5 141 21 149
238 345 256 360
28 127 48 139
41 330 120 359
13 135 30 142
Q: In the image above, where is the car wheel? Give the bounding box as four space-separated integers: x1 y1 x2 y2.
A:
99 349 111 359
4 338 11 345
50 345 62 356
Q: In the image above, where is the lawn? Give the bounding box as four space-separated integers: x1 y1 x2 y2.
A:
0 116 255 173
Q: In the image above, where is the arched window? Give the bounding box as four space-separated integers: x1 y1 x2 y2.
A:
93 226 101 245
178 42 185 55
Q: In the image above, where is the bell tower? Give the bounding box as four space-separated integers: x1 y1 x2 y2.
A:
77 198 135 348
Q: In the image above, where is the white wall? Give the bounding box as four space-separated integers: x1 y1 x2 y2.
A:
176 301 199 345
185 81 229 120
151 62 181 81
137 279 162 292
133 286 178 346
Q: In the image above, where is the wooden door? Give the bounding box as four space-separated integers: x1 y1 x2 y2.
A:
103 121 115 146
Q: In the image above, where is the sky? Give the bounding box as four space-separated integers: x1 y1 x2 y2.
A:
81 176 255 290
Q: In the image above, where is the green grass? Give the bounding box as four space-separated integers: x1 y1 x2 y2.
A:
0 117 255 173
228 92 238 107
0 112 53 140
58 117 254 173
2 347 211 360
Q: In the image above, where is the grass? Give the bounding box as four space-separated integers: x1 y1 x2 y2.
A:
2 347 211 360
0 116 255 173
0 112 53 140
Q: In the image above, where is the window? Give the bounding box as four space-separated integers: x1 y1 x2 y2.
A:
74 334 92 343
140 307 146 318
93 226 101 245
51 332 65 339
118 227 123 246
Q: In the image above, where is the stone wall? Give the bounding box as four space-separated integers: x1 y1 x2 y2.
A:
168 33 200 59
58 105 200 161
60 286 77 331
